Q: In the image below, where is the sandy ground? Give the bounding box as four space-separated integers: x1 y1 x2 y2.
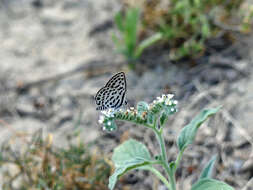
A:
0 0 253 189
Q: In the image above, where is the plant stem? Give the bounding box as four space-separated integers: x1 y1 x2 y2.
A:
154 128 177 190
175 149 184 170
168 170 176 190
146 166 171 190
155 129 168 170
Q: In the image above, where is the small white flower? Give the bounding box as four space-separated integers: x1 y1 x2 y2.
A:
171 108 175 112
166 94 174 99
130 107 135 110
101 108 115 117
165 99 171 105
51 166 56 172
157 96 163 103
153 100 157 104
102 126 106 131
107 121 112 126
173 100 178 105
98 115 105 124
101 110 106 114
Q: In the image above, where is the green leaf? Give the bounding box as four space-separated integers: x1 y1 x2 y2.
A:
135 32 163 58
115 12 124 32
124 8 139 58
160 105 177 127
201 22 210 38
154 155 162 161
137 101 149 115
109 139 152 190
177 106 221 151
191 178 234 190
160 111 168 126
104 119 117 132
200 16 210 38
147 112 155 125
169 161 176 173
199 155 217 179
113 8 140 64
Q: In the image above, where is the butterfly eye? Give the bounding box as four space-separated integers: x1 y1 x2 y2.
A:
95 72 127 111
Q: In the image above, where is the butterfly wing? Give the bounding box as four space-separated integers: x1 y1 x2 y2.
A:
105 72 126 91
95 72 127 110
95 87 126 110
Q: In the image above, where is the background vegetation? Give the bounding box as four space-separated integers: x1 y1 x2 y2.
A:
113 0 253 67
0 131 111 190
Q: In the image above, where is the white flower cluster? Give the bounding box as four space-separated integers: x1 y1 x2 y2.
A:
151 94 177 113
98 114 113 131
98 108 122 131
153 94 177 105
98 94 177 130
101 108 116 117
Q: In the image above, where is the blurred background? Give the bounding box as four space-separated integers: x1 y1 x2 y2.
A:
0 0 253 189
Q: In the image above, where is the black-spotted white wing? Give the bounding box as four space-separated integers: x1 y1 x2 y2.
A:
95 86 126 110
95 72 127 110
105 72 126 91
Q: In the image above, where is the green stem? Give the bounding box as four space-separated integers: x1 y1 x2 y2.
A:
154 128 177 190
175 149 184 170
168 170 176 190
155 129 168 170
146 166 171 190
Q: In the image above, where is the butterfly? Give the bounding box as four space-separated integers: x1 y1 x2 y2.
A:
95 72 127 110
